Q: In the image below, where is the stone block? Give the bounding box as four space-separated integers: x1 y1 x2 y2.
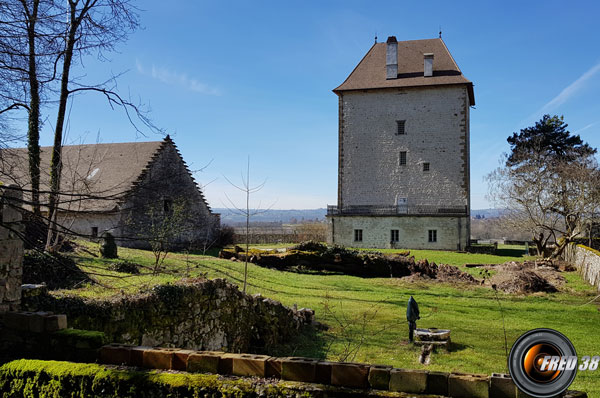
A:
188 351 222 374
143 348 173 369
99 344 132 365
426 370 449 396
44 314 67 332
448 373 490 398
28 312 48 333
167 349 193 371
231 353 269 377
368 365 392 390
266 357 282 379
280 357 317 382
315 361 335 385
490 373 517 398
389 368 428 394
217 353 240 375
2 311 30 330
330 362 369 389
129 346 151 367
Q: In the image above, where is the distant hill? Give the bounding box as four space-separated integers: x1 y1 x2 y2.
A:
471 208 506 219
213 208 327 224
214 207 506 223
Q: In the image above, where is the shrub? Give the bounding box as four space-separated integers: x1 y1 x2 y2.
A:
23 251 93 290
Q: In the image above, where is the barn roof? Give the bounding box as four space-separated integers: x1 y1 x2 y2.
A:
0 137 206 213
334 38 475 105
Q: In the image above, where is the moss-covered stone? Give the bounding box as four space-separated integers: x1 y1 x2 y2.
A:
22 278 312 354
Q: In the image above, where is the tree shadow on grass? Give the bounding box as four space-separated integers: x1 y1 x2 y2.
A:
447 341 471 353
495 248 528 257
257 325 329 359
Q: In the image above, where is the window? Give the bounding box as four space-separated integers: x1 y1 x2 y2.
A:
399 151 407 166
423 162 430 172
91 227 98 238
354 229 363 242
163 198 173 213
396 120 406 135
428 229 437 243
391 229 399 243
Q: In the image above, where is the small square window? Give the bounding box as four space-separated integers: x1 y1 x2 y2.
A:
354 229 363 242
396 120 406 135
428 229 437 243
91 227 98 238
391 229 399 243
423 162 430 172
399 151 407 166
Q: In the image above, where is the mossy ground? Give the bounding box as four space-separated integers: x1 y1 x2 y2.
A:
48 241 600 396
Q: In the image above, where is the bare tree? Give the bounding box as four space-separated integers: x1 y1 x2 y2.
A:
223 156 273 293
0 0 61 216
488 153 600 257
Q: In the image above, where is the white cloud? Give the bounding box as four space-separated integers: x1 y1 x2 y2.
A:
136 60 221 96
574 121 599 134
521 61 600 125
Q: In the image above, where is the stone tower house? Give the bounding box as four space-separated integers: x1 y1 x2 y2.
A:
327 36 475 250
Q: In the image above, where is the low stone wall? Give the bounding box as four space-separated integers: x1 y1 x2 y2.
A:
0 185 23 312
563 244 600 290
95 345 587 398
22 278 314 353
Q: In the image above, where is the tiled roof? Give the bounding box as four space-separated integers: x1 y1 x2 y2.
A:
334 38 475 105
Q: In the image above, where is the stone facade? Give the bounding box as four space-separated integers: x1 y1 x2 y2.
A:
328 38 473 250
338 86 470 208
117 140 220 249
328 214 469 250
0 186 23 312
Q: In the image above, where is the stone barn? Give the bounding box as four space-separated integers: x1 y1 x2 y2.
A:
327 36 475 250
0 136 220 249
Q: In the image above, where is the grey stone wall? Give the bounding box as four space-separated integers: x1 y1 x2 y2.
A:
332 85 471 250
22 278 313 353
328 215 469 250
118 140 220 249
338 85 470 208
563 244 600 290
0 186 23 312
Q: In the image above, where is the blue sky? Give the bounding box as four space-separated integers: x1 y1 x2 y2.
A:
25 0 600 210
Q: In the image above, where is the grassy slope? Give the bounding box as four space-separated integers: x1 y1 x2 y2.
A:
61 242 599 395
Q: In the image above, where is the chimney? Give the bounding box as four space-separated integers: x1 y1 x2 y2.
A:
386 36 398 80
424 53 434 77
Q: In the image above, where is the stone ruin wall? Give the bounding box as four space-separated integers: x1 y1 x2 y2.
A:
22 278 314 354
563 243 600 290
0 186 23 312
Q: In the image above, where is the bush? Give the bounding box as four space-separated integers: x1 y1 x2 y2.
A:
108 261 141 274
215 225 235 247
23 251 93 290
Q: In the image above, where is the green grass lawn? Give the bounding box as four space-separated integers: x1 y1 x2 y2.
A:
60 242 599 395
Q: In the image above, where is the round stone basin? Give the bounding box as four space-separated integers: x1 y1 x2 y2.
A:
415 328 451 341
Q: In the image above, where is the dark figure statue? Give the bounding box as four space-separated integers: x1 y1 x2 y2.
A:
406 295 420 343
100 232 118 259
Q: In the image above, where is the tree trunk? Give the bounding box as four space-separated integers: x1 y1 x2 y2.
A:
46 4 80 250
25 0 41 216
533 233 545 257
